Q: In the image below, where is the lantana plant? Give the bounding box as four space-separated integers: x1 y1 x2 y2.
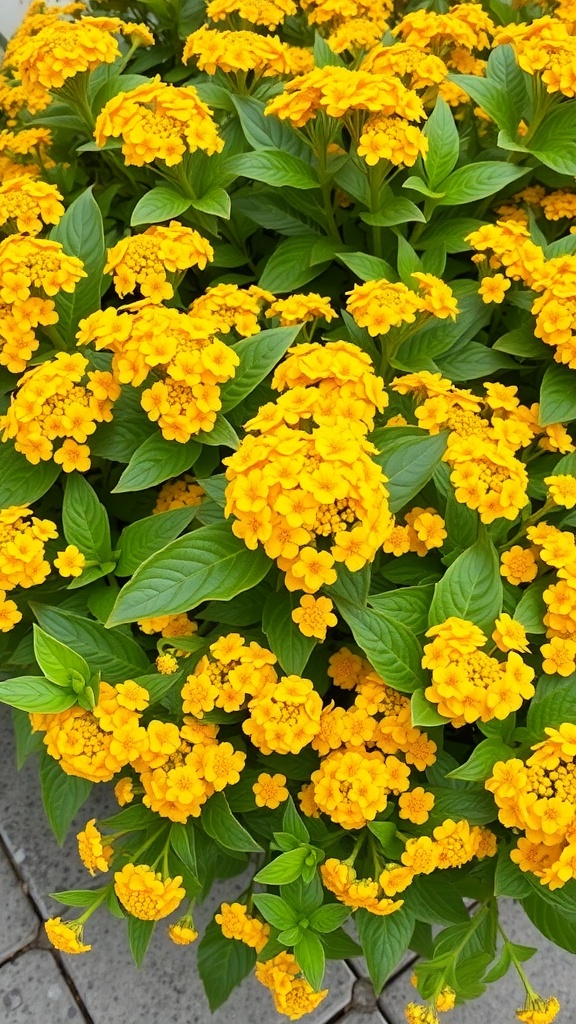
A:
1 1 576 1021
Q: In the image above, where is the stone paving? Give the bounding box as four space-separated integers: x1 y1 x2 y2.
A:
0 706 574 1024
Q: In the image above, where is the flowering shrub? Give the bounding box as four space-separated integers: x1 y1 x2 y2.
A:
2 2 576 1022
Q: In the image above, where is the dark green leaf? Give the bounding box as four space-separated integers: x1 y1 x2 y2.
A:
116 507 199 576
230 150 319 189
50 186 107 338
429 531 502 635
127 918 155 966
356 908 415 994
335 601 425 692
113 434 201 493
40 752 92 844
130 186 192 226
374 432 448 513
108 522 271 625
424 96 459 189
31 605 149 682
63 473 112 562
0 444 60 507
221 325 302 412
262 588 316 675
539 363 576 426
198 919 256 1010
201 792 263 853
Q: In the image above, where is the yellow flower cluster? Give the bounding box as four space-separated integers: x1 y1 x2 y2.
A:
207 0 297 30
255 951 328 1020
181 632 278 717
526 523 576 675
153 475 205 513
311 745 410 828
190 283 272 337
1 351 120 469
45 917 92 955
94 78 223 166
0 175 63 234
0 506 57 612
103 222 214 302
392 371 541 523
467 219 545 289
114 863 185 920
361 42 448 91
138 611 197 639
494 17 576 97
183 26 313 78
244 673 323 755
5 7 152 114
77 301 238 442
266 292 336 327
383 506 447 558
423 617 535 726
321 857 404 915
0 233 85 301
32 680 152 783
0 126 53 179
487 724 576 890
347 274 458 337
77 818 113 876
531 255 576 369
381 820 497 898
266 66 424 134
215 901 270 951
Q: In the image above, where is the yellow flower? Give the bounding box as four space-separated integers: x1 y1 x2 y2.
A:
436 987 456 1012
116 680 150 712
156 653 178 674
53 544 85 578
253 772 289 808
492 614 530 653
405 1005 440 1024
516 995 561 1024
114 777 134 806
291 594 337 639
541 636 576 676
77 819 113 876
54 440 92 474
114 863 185 921
398 787 435 824
45 917 91 955
168 916 198 945
202 740 246 790
479 273 511 303
500 546 539 586
545 473 576 509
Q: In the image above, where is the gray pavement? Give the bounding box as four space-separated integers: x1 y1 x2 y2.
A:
0 706 574 1023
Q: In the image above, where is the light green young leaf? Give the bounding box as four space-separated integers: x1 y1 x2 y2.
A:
130 185 192 226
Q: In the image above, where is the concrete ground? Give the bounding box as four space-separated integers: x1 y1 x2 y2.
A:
0 707 573 1024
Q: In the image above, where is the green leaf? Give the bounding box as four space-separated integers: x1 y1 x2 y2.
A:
374 432 448 513
130 185 192 226
367 822 404 860
108 522 271 625
356 908 415 994
230 150 319 189
12 708 42 768
33 625 90 688
230 94 309 158
313 32 344 68
309 904 351 933
0 444 60 506
429 531 502 635
411 689 447 727
39 752 92 845
361 197 425 228
169 822 200 893
335 602 425 692
50 889 103 907
90 384 156 464
494 848 532 898
283 797 310 844
447 739 514 781
190 186 231 219
522 892 576 955
127 918 155 967
295 931 325 991
337 251 395 282
253 894 298 930
451 48 527 136
50 186 107 338
527 100 576 175
320 927 362 959
423 786 496 826
514 579 547 633
116 507 199 577
113 433 201 493
436 162 528 206
262 588 316 675
31 605 149 682
424 96 459 189
404 875 469 925
259 236 330 293
539 363 576 426
221 325 301 412
527 673 576 738
201 792 263 853
63 473 112 563
0 676 76 713
198 919 256 1011
254 847 309 885
368 585 434 634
